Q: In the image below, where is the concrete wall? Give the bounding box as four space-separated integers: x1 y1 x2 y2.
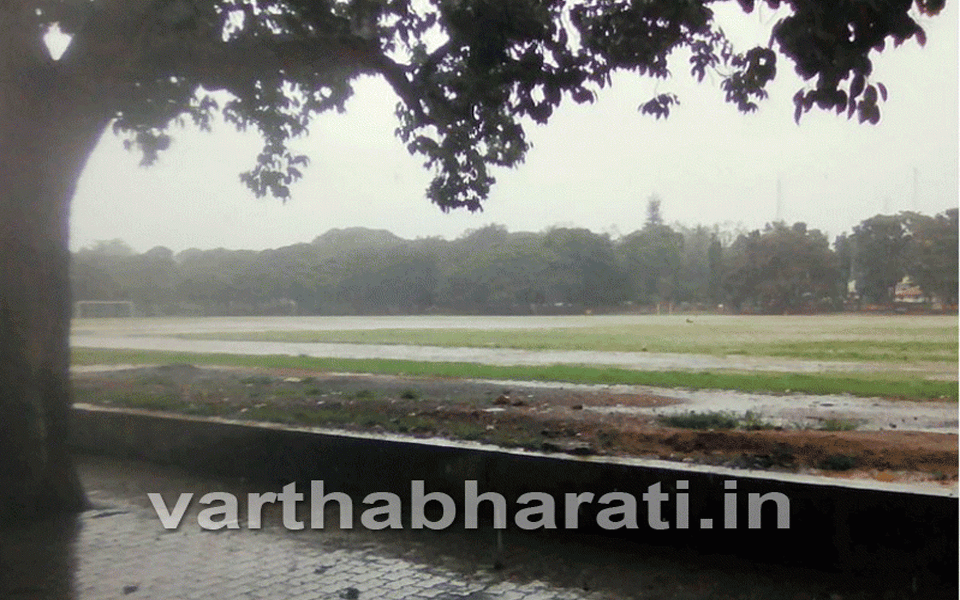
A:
71 405 958 592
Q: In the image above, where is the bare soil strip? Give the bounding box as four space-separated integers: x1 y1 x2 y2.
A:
72 365 958 489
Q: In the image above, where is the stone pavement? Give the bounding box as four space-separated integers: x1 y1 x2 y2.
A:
0 456 929 600
69 509 591 600
2 458 601 600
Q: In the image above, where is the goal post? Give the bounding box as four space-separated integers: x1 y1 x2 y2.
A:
73 300 135 318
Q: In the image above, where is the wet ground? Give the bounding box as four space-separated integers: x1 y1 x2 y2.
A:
0 455 949 600
596 385 958 434
72 334 947 376
70 314 958 380
71 366 959 488
71 364 959 434
69 314 958 335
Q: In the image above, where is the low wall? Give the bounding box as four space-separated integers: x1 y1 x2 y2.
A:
70 405 958 593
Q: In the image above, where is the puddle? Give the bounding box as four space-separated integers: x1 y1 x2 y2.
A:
582 387 958 434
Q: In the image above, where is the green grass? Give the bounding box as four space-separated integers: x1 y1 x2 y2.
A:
818 455 858 471
398 388 420 400
166 324 958 363
659 411 742 430
74 384 492 443
75 389 224 417
818 418 861 432
659 410 777 430
740 410 778 430
71 348 958 401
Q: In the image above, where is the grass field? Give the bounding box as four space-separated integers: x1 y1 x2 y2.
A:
71 314 958 399
131 314 960 364
71 348 958 401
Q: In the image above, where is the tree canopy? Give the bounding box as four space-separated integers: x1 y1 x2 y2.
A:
29 0 945 211
1 0 948 524
70 208 958 316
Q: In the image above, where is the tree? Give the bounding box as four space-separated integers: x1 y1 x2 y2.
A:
0 0 946 523
675 224 721 305
122 247 179 315
436 227 555 313
849 214 909 304
645 195 664 228
336 245 439 314
723 222 840 313
542 227 626 309
902 209 959 305
70 240 136 303
618 201 684 304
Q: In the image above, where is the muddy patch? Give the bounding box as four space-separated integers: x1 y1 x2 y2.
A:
72 365 958 488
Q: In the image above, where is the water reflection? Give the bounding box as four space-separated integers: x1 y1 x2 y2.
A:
0 456 949 599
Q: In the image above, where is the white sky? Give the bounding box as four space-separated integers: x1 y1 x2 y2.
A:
70 3 958 253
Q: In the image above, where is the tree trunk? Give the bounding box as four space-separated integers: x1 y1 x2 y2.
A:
0 34 111 524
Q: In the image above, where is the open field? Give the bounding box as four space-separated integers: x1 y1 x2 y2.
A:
70 314 958 488
171 331 955 363
73 314 958 364
71 314 958 390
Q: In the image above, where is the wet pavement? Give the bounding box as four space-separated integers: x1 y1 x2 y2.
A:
2 459 595 600
0 456 930 600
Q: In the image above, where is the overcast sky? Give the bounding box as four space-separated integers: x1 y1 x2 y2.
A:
70 3 958 253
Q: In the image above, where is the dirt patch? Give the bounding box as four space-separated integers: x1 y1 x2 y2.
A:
71 364 958 487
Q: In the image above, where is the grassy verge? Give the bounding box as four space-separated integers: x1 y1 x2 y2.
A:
71 348 958 401
166 329 958 363
658 411 862 432
70 381 545 451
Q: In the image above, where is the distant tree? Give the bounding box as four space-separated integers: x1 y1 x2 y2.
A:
849 214 909 304
707 234 724 305
174 248 257 314
675 225 721 304
70 260 123 303
2 0 946 522
337 246 439 314
70 240 140 305
645 196 664 228
724 222 840 313
542 227 627 309
439 232 550 313
437 225 514 311
902 208 959 305
618 220 684 305
456 225 512 254
834 233 853 287
82 239 137 258
311 228 404 258
120 247 178 315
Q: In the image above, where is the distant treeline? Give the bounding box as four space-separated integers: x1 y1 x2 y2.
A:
71 202 958 316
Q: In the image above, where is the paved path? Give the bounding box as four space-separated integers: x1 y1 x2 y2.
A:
3 458 599 600
67 514 586 600
0 457 898 600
